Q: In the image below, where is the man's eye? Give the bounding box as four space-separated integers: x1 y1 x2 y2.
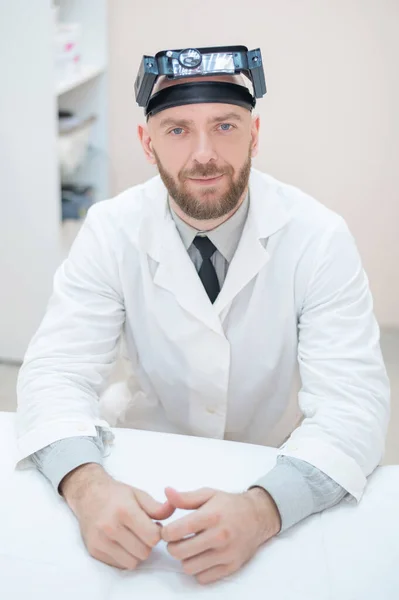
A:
170 127 184 135
219 123 233 131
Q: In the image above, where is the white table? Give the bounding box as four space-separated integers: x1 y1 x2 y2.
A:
1 411 398 599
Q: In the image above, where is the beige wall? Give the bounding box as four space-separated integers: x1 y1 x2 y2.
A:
108 0 399 327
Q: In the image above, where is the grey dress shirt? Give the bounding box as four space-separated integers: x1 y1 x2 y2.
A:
33 193 347 532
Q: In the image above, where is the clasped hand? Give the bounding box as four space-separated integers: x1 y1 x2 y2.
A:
161 486 281 585
65 466 281 586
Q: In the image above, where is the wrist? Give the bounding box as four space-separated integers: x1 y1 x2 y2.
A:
246 486 282 544
60 463 108 511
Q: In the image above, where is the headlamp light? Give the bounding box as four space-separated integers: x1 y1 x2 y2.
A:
134 45 266 118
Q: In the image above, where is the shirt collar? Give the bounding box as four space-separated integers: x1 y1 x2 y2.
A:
170 192 249 263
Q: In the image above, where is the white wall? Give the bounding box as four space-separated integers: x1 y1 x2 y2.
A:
108 0 399 327
0 0 60 361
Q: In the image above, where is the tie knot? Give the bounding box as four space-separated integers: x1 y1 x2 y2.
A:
193 236 217 260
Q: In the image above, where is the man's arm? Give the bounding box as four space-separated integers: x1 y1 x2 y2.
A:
256 217 390 525
14 204 176 570
16 202 125 464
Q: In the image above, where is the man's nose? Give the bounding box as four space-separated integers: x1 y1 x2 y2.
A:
190 132 218 164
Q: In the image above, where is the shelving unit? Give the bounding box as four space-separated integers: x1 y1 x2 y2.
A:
56 64 105 96
0 0 109 362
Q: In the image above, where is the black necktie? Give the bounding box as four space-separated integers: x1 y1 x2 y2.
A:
193 236 220 303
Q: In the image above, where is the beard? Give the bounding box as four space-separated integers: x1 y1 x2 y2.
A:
153 148 252 220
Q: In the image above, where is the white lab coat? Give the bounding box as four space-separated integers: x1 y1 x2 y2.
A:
16 169 390 500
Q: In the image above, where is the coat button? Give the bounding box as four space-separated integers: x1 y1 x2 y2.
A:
206 407 216 415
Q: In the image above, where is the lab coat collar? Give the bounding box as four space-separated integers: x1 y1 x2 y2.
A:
141 168 290 333
169 193 250 263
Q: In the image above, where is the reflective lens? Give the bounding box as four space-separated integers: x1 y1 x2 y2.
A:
172 52 235 77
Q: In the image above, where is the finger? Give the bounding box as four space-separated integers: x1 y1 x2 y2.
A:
92 548 127 570
182 549 227 577
196 564 232 585
135 489 176 520
167 527 223 560
162 510 220 543
96 541 140 571
108 540 141 570
164 487 215 510
113 525 152 562
121 504 162 548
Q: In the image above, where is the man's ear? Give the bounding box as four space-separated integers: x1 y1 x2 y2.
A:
138 123 156 165
250 114 261 158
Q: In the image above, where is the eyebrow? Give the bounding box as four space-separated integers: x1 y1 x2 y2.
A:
159 111 243 129
159 118 193 129
208 111 243 124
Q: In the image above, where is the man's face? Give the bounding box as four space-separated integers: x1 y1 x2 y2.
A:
139 83 260 220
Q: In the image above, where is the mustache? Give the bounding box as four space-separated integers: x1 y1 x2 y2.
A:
180 165 231 179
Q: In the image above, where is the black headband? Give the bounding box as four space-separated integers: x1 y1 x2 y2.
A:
145 81 256 118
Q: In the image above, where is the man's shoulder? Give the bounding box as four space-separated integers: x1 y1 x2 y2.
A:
87 174 165 230
252 169 346 235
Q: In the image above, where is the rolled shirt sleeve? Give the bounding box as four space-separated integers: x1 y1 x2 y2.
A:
252 456 348 532
31 433 104 493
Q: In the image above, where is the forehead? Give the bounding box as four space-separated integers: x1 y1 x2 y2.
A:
149 102 251 128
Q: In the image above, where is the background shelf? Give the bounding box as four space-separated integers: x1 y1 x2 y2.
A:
56 64 105 96
0 0 108 361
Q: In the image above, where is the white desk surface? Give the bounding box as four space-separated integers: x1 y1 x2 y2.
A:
0 411 398 599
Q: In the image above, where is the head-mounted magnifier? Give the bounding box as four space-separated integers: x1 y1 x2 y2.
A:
134 45 267 118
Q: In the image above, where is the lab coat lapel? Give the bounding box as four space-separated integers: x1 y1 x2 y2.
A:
214 169 290 315
141 175 224 335
140 169 289 332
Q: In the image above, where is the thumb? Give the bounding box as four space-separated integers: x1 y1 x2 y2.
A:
135 489 176 520
164 486 215 510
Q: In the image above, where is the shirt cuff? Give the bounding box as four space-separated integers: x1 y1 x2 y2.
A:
252 462 315 532
250 456 347 532
31 436 104 493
